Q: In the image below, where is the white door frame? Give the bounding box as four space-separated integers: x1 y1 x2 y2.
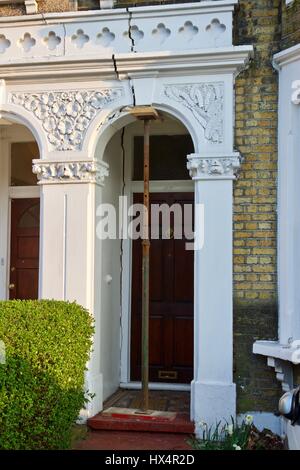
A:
0 128 40 301
119 125 194 390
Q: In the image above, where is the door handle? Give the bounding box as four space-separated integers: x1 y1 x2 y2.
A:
9 283 15 290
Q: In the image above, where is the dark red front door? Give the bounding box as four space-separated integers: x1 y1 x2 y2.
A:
130 193 194 384
9 198 40 300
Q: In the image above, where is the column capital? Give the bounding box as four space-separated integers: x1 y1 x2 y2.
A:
187 152 242 181
32 159 109 186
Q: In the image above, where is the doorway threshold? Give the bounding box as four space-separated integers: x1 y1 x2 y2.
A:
88 389 193 434
120 382 190 392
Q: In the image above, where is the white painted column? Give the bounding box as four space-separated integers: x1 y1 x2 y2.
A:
188 153 241 433
278 74 300 345
33 158 109 419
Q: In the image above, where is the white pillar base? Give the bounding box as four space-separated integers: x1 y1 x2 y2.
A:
191 380 236 435
79 372 104 423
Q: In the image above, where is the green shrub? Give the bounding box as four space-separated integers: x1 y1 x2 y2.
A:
0 300 94 450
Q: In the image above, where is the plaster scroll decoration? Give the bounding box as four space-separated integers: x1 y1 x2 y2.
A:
10 89 124 151
164 83 224 144
187 153 241 180
32 160 109 186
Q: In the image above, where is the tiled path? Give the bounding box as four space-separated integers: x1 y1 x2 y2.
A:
103 389 190 413
74 430 193 450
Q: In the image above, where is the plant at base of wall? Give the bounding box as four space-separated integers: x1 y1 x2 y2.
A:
188 416 284 451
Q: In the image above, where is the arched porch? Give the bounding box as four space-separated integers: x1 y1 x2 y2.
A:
0 1 253 433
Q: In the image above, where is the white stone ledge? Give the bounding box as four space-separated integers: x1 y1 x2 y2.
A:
0 46 253 81
253 340 300 365
273 43 300 69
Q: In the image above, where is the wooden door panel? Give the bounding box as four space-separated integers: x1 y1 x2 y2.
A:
173 318 194 366
149 316 165 365
16 269 39 300
10 199 40 300
17 236 40 260
173 239 194 302
149 239 165 301
131 192 194 384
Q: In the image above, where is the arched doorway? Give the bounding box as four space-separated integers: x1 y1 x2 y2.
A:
94 111 195 400
0 119 40 301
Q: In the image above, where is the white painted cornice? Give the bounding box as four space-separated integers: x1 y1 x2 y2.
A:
0 47 253 82
116 47 254 77
0 57 116 82
273 43 300 70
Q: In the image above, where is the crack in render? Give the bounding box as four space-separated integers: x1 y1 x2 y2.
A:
127 8 135 53
119 126 126 377
112 54 120 81
129 77 136 107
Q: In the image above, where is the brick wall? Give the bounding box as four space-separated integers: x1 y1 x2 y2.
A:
233 0 282 412
281 0 300 49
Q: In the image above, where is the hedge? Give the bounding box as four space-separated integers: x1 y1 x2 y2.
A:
0 300 94 450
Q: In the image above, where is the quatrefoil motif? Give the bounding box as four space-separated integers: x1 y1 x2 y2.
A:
206 18 226 35
96 28 115 47
43 31 61 51
18 33 36 53
71 29 90 49
178 21 199 42
152 23 171 44
0 34 11 54
124 25 144 44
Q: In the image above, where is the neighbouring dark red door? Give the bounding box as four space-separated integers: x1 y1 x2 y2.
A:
9 198 40 300
130 193 194 384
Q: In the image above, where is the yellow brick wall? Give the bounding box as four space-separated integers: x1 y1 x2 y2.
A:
233 0 280 302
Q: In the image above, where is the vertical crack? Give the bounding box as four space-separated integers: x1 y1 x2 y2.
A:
119 127 126 381
129 78 136 107
112 54 120 81
127 8 135 53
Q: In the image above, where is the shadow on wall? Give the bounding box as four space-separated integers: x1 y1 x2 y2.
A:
233 299 282 413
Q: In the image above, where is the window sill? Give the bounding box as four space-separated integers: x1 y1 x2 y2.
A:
253 340 300 365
